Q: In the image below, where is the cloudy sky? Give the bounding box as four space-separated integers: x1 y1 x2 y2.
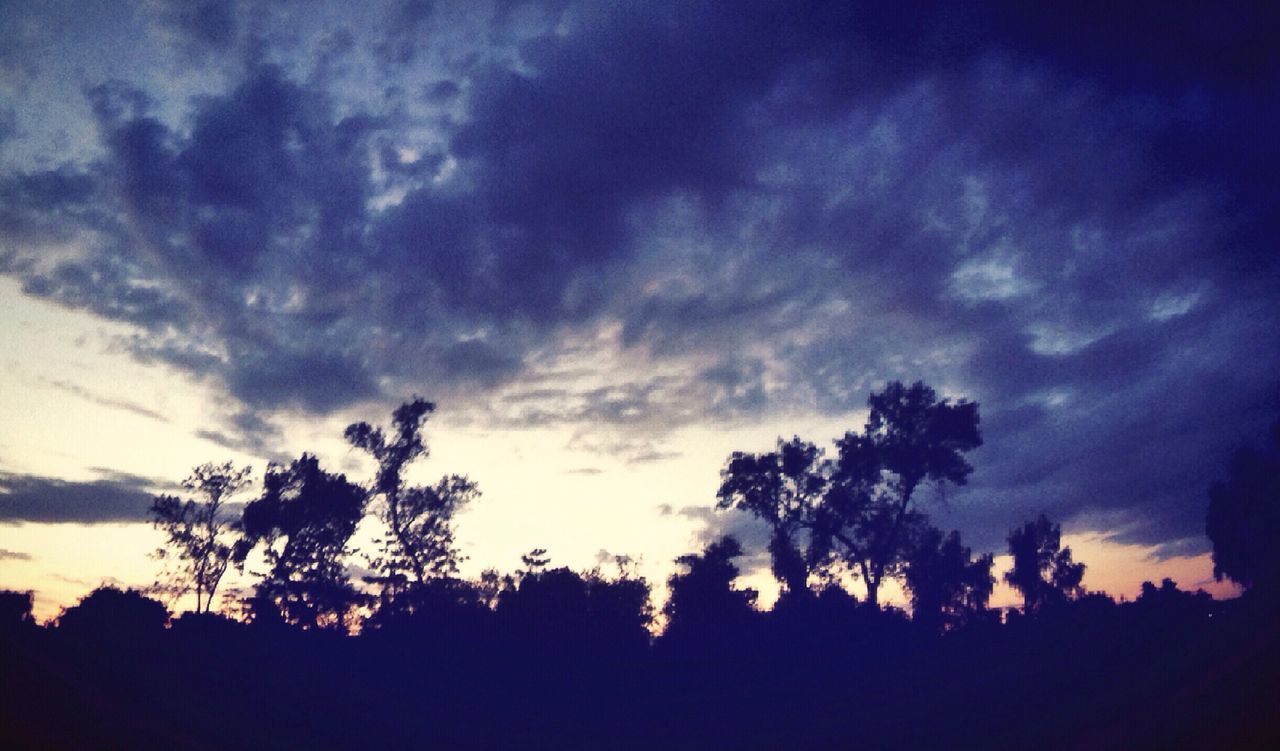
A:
2 0 1277 618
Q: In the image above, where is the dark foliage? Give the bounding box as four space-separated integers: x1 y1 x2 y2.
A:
1005 514 1086 613
716 436 828 599
903 525 995 632
664 535 758 640
54 586 169 638
0 589 35 632
235 455 366 630
150 461 252 612
1206 418 1280 595
2 580 1275 750
345 398 480 609
719 381 982 606
820 381 983 607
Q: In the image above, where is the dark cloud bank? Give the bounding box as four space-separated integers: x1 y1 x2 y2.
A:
0 472 156 524
1 1 1278 549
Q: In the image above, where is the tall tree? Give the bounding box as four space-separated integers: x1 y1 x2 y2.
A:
716 437 830 599
235 455 366 630
817 381 982 606
1004 514 1085 614
345 399 479 607
1206 418 1280 596
150 462 252 613
903 526 994 631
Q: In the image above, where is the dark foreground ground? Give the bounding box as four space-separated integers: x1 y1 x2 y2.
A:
2 593 1277 750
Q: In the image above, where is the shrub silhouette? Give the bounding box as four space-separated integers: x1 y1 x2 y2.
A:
55 586 169 637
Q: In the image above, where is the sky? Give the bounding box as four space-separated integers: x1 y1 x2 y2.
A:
2 0 1277 620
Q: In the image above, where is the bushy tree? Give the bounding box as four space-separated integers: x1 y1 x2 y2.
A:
345 399 479 611
585 558 654 646
56 586 169 637
816 381 982 606
495 554 652 645
235 455 366 630
903 526 994 631
716 437 829 599
150 462 252 613
1004 514 1085 614
663 536 758 637
497 565 590 631
1135 577 1212 618
1206 419 1280 595
717 382 981 608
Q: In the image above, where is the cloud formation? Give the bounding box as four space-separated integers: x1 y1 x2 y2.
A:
0 1 1277 547
0 472 157 524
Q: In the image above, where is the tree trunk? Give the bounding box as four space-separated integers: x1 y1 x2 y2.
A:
770 530 810 599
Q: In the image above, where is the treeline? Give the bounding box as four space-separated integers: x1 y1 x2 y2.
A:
2 566 1276 749
26 382 1104 631
1 384 1278 749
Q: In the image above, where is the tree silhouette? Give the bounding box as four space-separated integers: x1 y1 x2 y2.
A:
1004 514 1085 614
816 381 982 606
663 535 758 638
1206 418 1280 596
492 553 652 646
56 586 169 637
584 557 654 647
235 455 366 630
150 462 252 613
521 547 551 573
497 564 591 633
1135 577 1212 618
903 526 994 631
345 398 479 613
716 437 829 599
0 590 34 632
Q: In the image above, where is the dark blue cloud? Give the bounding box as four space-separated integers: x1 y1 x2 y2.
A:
374 0 434 66
1 1 1277 552
680 504 773 576
0 166 106 244
0 105 16 146
79 67 387 410
194 408 286 463
0 472 156 524
422 79 460 103
149 0 241 56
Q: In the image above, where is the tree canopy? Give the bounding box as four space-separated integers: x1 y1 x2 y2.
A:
1206 419 1280 595
1004 514 1086 614
345 398 480 610
664 535 758 638
719 381 982 606
235 455 366 630
716 437 829 599
822 381 982 606
903 526 995 631
150 461 252 613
